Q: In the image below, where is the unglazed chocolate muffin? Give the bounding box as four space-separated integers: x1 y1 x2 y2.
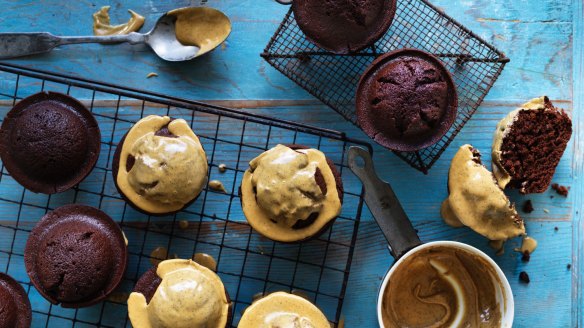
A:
239 292 329 328
112 115 208 216
24 204 127 308
0 273 32 328
293 0 397 54
0 91 100 194
128 259 231 328
356 49 457 152
492 96 572 194
240 144 343 243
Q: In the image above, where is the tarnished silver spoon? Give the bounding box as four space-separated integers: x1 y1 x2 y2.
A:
0 7 231 62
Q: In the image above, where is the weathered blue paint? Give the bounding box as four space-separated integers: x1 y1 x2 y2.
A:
0 0 579 327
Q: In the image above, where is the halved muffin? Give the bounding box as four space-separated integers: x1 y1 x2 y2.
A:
239 292 329 328
240 144 343 243
128 259 231 328
112 115 208 216
441 145 525 241
492 96 572 194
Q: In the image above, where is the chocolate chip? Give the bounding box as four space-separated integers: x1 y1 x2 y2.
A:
521 251 531 262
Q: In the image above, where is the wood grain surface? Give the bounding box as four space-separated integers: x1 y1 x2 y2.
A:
0 0 580 327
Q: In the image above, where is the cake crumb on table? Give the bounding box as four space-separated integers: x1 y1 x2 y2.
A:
551 183 569 197
519 271 530 284
522 200 534 213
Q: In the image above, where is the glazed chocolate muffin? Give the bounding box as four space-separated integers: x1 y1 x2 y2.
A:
112 115 208 216
356 49 458 152
0 273 32 328
0 91 100 194
293 0 397 54
492 97 572 194
240 144 343 243
25 204 127 308
128 259 231 328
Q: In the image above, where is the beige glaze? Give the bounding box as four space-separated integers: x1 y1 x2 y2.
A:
209 180 227 193
381 246 502 328
93 6 144 36
128 259 229 328
492 97 547 189
239 292 330 328
192 253 217 272
441 145 525 241
117 116 208 214
241 145 341 242
489 240 506 256
167 7 231 56
150 247 168 266
515 236 538 254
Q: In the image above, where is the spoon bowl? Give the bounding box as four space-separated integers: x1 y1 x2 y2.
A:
147 7 231 61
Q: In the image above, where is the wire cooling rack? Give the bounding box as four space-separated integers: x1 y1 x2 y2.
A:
261 0 509 173
0 63 370 327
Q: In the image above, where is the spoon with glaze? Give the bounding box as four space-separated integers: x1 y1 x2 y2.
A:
0 7 231 61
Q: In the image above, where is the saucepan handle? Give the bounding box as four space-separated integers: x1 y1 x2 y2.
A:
275 0 293 4
348 146 422 259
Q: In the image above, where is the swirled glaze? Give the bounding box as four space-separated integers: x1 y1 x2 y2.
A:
381 246 502 328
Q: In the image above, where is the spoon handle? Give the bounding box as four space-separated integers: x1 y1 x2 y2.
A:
58 32 146 45
348 146 422 259
0 32 146 59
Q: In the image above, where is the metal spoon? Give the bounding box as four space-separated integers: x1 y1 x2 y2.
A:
0 7 231 61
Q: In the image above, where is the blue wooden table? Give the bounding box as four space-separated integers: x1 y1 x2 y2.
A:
0 0 581 327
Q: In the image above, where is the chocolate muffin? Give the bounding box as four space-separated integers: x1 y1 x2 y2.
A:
441 145 524 241
240 144 343 243
0 91 100 194
0 273 32 328
24 204 127 308
128 259 231 328
356 49 458 152
239 292 329 328
293 0 397 54
112 115 208 216
492 96 572 194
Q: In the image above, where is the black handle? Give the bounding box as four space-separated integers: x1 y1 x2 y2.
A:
348 147 422 259
275 0 293 4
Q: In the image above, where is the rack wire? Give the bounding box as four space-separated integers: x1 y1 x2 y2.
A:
0 63 371 327
261 0 509 173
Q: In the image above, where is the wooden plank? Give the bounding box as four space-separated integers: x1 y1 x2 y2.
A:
0 0 572 102
571 0 583 325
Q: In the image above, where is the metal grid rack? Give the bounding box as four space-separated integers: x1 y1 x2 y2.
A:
261 0 509 173
0 63 370 327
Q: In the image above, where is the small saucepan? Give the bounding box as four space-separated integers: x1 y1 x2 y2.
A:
348 146 514 328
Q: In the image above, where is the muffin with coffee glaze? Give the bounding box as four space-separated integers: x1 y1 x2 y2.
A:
0 91 100 194
239 292 329 328
492 96 572 194
240 144 343 243
441 145 525 241
128 259 231 328
0 273 32 328
112 115 208 216
292 0 397 54
356 49 457 152
24 204 127 308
